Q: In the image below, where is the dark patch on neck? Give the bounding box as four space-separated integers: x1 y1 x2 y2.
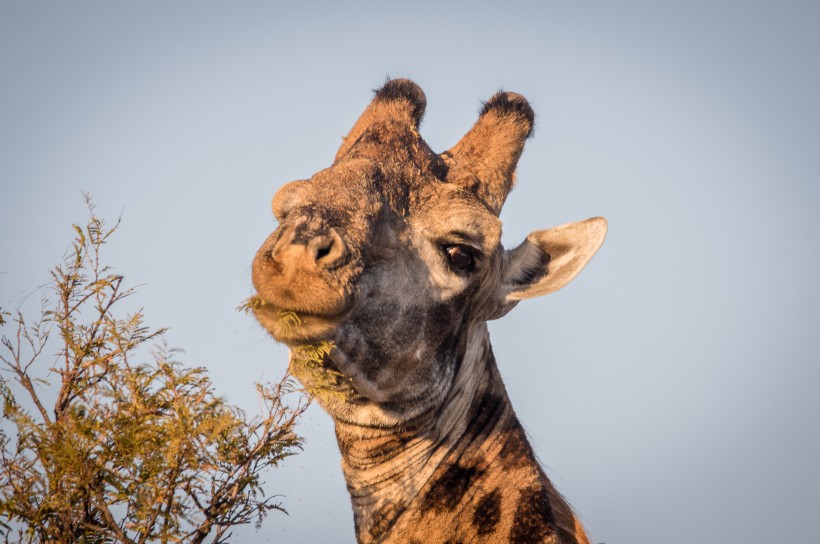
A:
367 500 402 541
509 486 556 544
420 461 483 514
472 487 502 535
498 418 539 470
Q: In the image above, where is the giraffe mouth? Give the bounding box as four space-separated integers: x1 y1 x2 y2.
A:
251 298 350 345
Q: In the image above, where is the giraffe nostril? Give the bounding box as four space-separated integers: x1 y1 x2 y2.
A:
309 228 345 268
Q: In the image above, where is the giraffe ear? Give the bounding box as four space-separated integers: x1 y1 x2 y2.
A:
492 217 607 317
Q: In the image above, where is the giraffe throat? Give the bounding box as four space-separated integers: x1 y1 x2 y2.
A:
329 324 587 544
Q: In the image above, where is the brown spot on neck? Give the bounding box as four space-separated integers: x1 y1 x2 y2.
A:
509 486 556 543
472 487 502 535
420 461 483 514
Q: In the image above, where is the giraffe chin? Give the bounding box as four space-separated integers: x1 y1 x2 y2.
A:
252 301 346 346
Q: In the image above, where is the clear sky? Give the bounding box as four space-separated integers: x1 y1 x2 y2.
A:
1 1 818 543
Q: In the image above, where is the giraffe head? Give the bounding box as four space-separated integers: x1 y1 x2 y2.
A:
252 79 606 424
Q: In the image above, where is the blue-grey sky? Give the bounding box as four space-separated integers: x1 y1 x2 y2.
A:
1 2 818 543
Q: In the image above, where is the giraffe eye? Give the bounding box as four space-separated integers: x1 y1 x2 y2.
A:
444 244 475 272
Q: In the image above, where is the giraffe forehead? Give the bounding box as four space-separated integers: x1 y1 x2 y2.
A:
299 162 499 235
344 119 449 182
306 159 383 210
411 183 502 250
296 116 502 245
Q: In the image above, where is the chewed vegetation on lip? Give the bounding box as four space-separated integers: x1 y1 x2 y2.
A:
291 341 357 402
239 295 305 335
240 295 354 401
239 295 302 324
238 295 266 314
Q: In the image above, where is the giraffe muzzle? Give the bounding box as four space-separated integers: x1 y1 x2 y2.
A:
251 224 353 344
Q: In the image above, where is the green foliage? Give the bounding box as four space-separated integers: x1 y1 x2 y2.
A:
0 197 308 544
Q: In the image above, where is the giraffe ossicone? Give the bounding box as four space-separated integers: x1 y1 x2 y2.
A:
252 79 606 543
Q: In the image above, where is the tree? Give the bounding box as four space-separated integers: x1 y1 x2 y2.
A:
0 197 308 543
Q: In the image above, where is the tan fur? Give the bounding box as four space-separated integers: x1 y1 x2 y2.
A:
251 79 606 543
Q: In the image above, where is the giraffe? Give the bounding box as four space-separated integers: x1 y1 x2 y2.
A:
251 79 606 543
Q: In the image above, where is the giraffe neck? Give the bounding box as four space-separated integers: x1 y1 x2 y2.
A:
333 324 589 544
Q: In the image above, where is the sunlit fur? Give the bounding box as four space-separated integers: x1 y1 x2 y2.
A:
251 79 606 543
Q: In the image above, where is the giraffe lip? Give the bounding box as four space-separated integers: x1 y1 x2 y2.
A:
254 296 351 320
252 297 350 344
